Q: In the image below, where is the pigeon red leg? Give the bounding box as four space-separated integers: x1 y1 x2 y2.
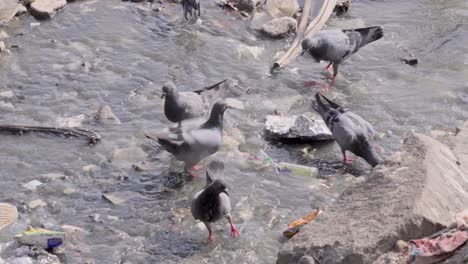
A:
191 165 202 171
325 62 333 71
204 222 214 242
342 150 353 165
185 167 201 177
227 215 240 238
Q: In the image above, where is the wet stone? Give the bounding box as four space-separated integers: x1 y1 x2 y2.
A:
261 16 297 38
30 0 66 19
0 41 6 52
16 4 27 16
0 0 21 23
23 180 43 191
93 105 120 125
0 90 14 98
102 192 129 205
28 199 47 209
264 112 333 142
0 31 9 39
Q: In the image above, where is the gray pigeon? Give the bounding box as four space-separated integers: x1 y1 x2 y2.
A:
161 81 206 126
161 80 227 126
146 100 230 176
313 93 381 167
182 0 200 20
301 26 384 81
191 161 240 241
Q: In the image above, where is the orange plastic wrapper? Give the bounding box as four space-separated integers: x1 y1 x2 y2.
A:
283 208 321 239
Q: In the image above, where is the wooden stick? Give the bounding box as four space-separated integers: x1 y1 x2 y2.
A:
0 124 101 145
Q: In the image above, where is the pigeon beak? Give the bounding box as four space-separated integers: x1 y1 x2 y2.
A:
161 92 166 99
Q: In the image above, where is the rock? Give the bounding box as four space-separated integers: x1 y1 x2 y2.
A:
28 199 47 209
333 0 351 16
394 240 408 253
265 0 299 18
264 113 333 142
56 114 87 128
250 12 274 31
0 31 9 39
82 164 98 173
276 133 468 263
225 98 244 110
261 16 297 38
232 0 261 12
0 101 14 110
23 180 43 191
0 0 21 23
102 192 131 205
0 41 6 52
63 187 75 195
237 44 264 60
0 90 14 98
7 256 34 264
112 147 146 164
107 215 119 221
41 173 67 180
30 0 66 19
61 224 85 234
298 256 315 264
93 105 120 125
16 4 27 16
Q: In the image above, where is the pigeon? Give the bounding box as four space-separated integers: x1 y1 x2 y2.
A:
191 161 240 241
146 100 230 176
182 0 200 20
301 26 384 81
161 80 227 126
313 93 381 167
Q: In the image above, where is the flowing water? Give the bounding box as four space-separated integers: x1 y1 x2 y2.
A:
0 0 467 263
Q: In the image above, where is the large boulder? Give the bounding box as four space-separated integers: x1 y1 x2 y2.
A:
277 131 468 263
0 0 21 23
29 0 66 19
261 16 297 38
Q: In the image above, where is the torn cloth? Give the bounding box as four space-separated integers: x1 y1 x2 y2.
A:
410 228 468 264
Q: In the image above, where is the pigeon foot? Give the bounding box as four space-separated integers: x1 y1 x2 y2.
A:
230 224 240 238
343 156 353 165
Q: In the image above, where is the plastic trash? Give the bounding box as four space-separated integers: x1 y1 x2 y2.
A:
277 162 318 177
15 227 65 250
283 208 321 238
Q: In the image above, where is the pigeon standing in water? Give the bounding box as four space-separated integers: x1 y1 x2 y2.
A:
145 100 230 176
182 0 200 20
161 81 206 127
161 80 227 127
301 26 384 82
313 93 381 167
191 161 240 241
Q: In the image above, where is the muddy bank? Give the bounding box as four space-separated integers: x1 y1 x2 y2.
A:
277 123 468 263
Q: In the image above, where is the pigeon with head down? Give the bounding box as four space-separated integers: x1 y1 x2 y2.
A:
313 93 381 167
146 100 231 176
301 26 384 82
191 160 240 241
